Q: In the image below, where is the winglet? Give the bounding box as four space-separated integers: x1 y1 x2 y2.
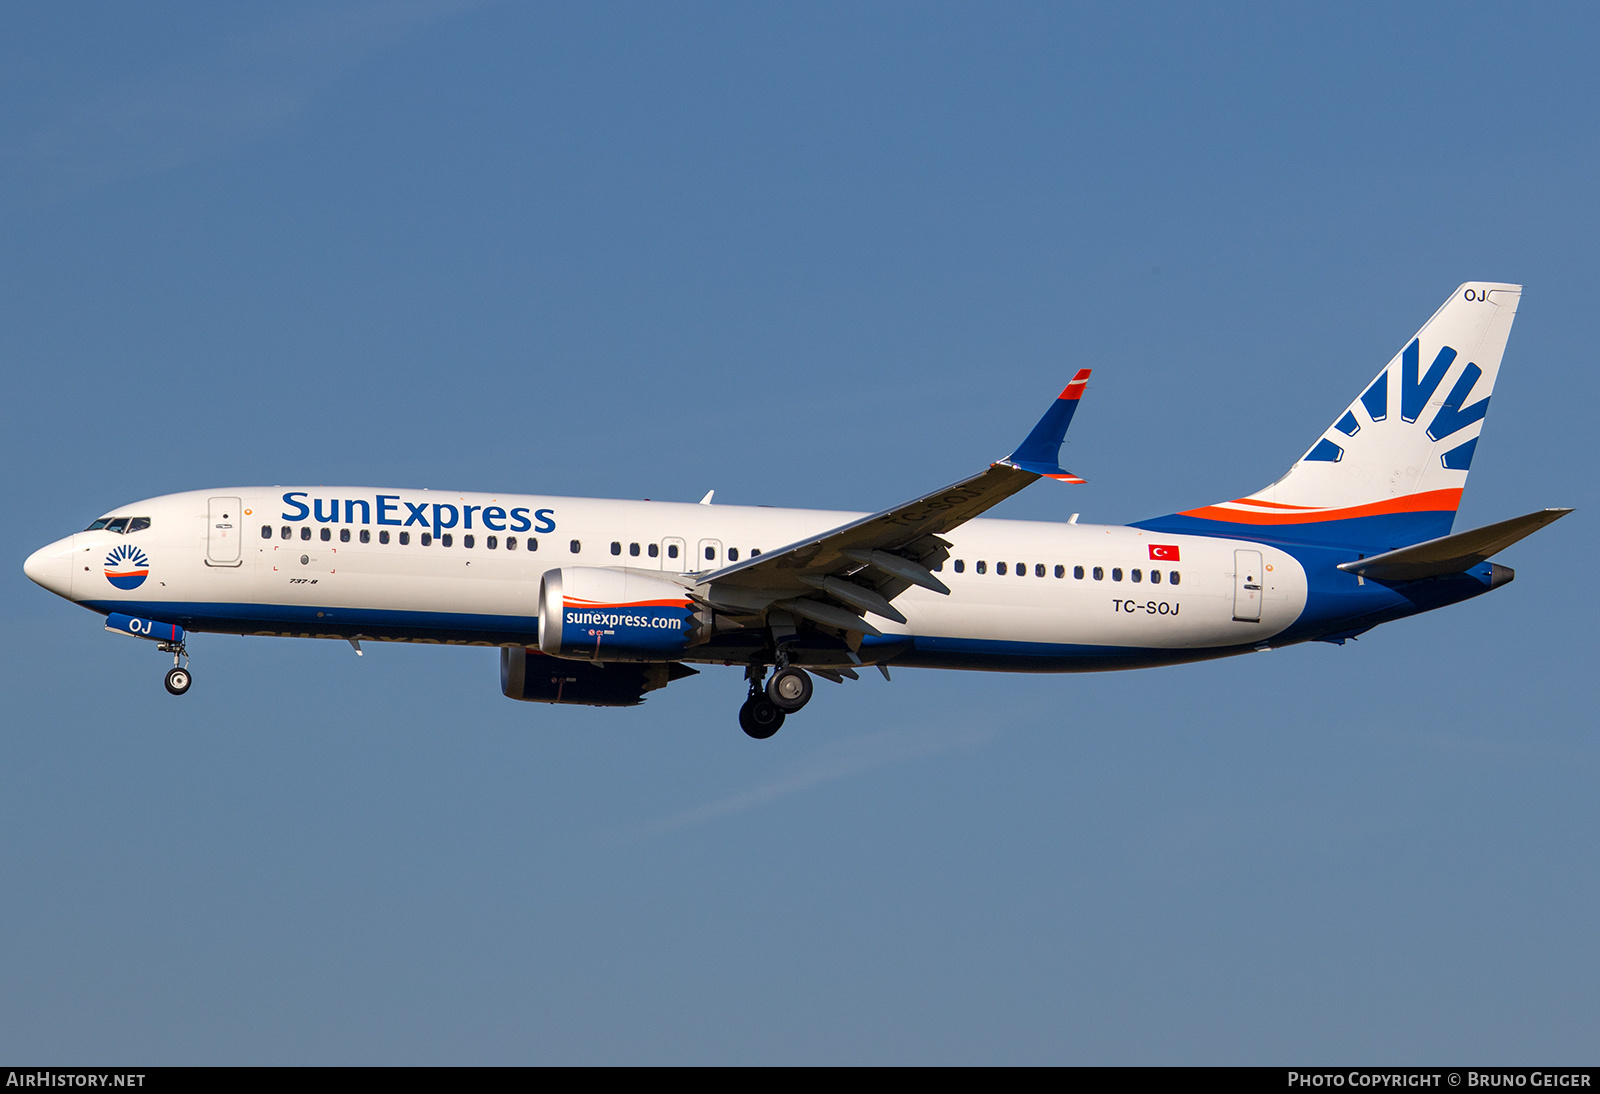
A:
998 370 1091 482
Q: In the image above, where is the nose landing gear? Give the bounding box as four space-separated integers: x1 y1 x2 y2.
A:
158 640 192 695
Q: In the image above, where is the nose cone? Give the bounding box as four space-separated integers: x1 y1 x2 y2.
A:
24 537 75 599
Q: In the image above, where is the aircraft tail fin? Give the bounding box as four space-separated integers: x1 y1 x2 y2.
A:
1134 282 1522 550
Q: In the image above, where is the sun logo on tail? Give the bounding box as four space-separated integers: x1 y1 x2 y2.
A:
104 544 150 590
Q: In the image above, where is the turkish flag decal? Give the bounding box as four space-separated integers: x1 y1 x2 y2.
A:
1149 544 1180 561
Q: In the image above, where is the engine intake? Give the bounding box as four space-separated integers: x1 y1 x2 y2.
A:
538 567 696 661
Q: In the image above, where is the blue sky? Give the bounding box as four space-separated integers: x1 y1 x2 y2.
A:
2 2 1595 1063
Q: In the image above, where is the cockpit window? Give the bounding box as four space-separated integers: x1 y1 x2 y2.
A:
86 516 152 533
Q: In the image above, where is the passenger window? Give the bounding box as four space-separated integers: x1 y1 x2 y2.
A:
1150 569 1161 584
463 535 473 548
629 543 640 557
1170 571 1180 585
1074 566 1084 579
506 537 517 550
751 548 761 556
128 518 151 532
953 560 965 573
1131 568 1141 583
529 538 538 551
320 528 331 542
360 529 371 544
704 546 715 561
976 561 987 574
340 528 350 543
728 548 739 562
422 533 433 546
105 518 128 533
1112 568 1123 582
1035 563 1045 577
399 532 410 545
301 527 311 541
648 543 659 558
262 525 272 539
487 536 498 549
570 540 581 554
667 544 678 559
379 530 390 544
611 541 621 556
281 526 291 540
1054 564 1065 578
996 562 1007 575
441 534 453 547
1093 566 1103 580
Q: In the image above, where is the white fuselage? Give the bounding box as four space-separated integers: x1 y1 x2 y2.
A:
29 487 1309 670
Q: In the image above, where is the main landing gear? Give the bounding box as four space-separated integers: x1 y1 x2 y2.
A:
738 663 815 739
766 666 812 712
159 639 192 695
739 693 784 739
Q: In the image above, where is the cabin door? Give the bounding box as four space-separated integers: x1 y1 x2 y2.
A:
207 496 243 566
1232 549 1263 622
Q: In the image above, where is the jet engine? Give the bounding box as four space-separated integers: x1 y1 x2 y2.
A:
500 646 697 707
537 567 696 661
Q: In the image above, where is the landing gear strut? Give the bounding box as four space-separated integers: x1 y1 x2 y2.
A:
158 640 192 695
739 663 783 739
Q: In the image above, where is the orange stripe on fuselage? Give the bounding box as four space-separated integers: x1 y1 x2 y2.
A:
564 598 691 609
1179 488 1462 525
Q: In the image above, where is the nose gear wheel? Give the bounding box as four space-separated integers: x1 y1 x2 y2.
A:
157 639 192 696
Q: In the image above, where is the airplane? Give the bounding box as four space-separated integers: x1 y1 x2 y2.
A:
23 282 1571 738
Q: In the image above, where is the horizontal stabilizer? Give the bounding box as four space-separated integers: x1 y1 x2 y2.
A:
1337 507 1572 581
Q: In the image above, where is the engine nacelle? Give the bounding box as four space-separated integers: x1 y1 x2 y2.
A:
500 646 696 707
538 567 696 661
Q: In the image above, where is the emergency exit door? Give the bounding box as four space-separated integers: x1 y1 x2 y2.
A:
207 496 242 566
1232 549 1263 622
659 538 686 572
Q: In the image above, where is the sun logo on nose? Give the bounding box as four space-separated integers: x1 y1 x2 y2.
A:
104 544 150 590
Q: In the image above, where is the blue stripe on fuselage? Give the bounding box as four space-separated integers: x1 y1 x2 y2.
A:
1131 509 1458 553
83 554 1502 668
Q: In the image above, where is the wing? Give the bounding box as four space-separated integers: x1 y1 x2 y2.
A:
690 371 1092 637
